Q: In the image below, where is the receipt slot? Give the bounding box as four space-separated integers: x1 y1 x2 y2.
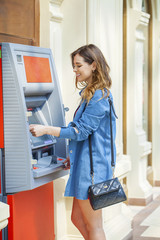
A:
0 43 68 240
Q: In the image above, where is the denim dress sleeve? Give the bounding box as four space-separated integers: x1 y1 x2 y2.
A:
59 90 110 141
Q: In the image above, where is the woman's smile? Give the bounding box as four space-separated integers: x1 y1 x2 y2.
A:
73 54 95 83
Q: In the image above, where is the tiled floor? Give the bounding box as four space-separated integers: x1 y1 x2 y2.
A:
130 187 160 240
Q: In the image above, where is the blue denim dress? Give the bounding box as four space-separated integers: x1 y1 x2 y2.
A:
59 89 117 200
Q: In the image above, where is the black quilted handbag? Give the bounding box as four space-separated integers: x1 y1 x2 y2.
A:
88 97 127 210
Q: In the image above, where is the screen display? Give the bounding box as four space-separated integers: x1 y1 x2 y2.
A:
23 56 52 83
28 111 54 149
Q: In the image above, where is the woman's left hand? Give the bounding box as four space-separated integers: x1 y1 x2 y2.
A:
29 124 47 137
63 157 70 170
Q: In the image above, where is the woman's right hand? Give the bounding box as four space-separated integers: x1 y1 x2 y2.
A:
63 157 70 170
29 124 47 137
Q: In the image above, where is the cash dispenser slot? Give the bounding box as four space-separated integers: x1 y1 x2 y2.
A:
31 143 66 179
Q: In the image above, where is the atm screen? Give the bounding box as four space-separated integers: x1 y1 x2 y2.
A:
28 111 54 149
23 56 52 83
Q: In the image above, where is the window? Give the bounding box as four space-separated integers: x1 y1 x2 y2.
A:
141 0 148 13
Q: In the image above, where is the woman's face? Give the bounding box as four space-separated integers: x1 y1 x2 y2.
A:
73 54 95 83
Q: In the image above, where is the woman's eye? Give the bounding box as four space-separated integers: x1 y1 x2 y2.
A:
73 65 82 70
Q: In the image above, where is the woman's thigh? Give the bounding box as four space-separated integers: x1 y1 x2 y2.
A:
76 198 103 229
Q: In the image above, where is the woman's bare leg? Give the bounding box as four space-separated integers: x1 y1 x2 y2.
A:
71 197 89 239
77 199 106 240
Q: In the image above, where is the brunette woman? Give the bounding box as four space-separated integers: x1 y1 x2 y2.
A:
30 44 117 240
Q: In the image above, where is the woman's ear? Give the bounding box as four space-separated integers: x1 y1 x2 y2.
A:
92 61 97 72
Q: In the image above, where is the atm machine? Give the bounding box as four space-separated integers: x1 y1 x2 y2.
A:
0 43 68 240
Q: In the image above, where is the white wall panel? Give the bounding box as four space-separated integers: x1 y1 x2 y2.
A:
61 0 86 124
99 0 123 153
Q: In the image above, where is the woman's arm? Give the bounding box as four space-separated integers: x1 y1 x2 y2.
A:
29 124 61 137
29 91 112 141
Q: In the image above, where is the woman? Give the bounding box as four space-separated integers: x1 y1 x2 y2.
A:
30 44 116 240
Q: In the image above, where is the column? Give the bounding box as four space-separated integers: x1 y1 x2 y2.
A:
127 2 152 205
50 0 64 89
86 0 100 45
152 0 160 186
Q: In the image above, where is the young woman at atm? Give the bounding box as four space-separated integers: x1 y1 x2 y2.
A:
30 44 116 240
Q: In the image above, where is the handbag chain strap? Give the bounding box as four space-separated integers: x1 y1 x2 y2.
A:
89 97 117 185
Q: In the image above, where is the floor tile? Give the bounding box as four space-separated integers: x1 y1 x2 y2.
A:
140 206 160 227
131 188 160 239
141 226 160 238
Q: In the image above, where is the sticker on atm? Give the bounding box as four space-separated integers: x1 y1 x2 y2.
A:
44 140 53 144
23 56 52 83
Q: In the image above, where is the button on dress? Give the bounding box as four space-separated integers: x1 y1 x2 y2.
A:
59 89 117 200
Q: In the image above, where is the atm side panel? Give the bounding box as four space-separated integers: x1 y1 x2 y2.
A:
0 45 4 196
2 44 32 193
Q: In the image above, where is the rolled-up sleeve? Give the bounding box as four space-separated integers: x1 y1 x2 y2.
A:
59 91 110 141
59 125 77 139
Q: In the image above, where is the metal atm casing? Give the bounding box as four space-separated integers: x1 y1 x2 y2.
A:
1 42 68 194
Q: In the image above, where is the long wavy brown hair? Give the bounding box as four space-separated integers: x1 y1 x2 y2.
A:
71 44 112 102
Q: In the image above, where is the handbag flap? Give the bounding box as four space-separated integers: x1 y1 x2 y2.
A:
89 177 121 196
